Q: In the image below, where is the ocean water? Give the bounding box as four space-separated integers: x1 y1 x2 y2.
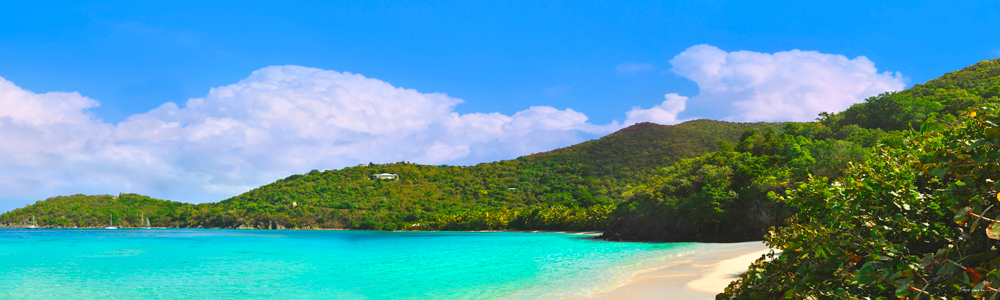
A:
0 229 700 299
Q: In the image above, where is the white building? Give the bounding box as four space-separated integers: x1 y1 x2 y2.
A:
371 173 399 180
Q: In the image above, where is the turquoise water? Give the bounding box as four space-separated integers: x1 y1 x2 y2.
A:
0 229 698 299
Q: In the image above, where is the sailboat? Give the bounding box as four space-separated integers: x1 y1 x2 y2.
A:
27 215 38 229
104 212 118 229
142 213 151 229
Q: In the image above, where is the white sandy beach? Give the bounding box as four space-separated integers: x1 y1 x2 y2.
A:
597 241 772 300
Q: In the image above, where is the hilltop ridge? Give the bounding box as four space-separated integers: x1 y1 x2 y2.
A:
1 119 779 230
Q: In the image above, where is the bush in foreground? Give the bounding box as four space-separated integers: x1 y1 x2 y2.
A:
722 110 1000 299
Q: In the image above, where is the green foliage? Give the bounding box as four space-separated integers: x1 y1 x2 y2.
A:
0 194 196 228
826 57 1000 131
195 120 778 231
603 125 869 242
721 110 1000 299
2 120 778 231
604 58 1000 243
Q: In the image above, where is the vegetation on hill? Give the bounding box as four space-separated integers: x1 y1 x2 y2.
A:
1 194 196 228
602 124 881 242
713 57 1000 298
825 58 1000 132
600 57 1000 244
722 110 1000 299
1 120 780 231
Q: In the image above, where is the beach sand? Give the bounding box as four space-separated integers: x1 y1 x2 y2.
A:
597 241 771 300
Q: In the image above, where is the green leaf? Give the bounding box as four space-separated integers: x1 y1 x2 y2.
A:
985 127 1000 139
955 207 972 225
857 261 881 284
972 281 988 298
931 166 950 178
937 263 962 276
988 222 1000 240
815 247 828 259
894 284 911 299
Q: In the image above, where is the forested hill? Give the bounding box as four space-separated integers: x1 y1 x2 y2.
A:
1 119 780 230
527 119 782 180
602 57 1000 244
720 61 1000 299
826 57 1000 131
0 194 196 229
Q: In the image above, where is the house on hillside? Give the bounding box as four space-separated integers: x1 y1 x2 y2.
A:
371 173 399 180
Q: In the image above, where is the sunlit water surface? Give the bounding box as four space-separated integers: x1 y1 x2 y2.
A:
0 229 701 299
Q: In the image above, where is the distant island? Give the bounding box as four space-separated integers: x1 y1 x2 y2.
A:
4 57 1000 299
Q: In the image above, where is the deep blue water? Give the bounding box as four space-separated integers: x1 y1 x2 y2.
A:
0 229 697 299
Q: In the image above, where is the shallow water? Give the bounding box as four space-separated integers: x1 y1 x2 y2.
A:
0 229 699 299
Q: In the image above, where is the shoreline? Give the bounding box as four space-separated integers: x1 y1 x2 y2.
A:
7 227 771 298
0 227 604 235
596 241 771 300
469 229 604 235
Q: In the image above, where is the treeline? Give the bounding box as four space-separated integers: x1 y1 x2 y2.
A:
712 58 1000 298
1 194 197 228
825 57 1000 131
1 120 780 231
189 119 779 231
602 123 884 242
603 57 1000 245
722 109 1000 299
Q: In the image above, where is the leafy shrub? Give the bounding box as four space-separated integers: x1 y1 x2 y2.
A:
722 110 1000 299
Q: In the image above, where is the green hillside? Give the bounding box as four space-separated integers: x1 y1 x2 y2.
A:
0 194 196 228
602 124 881 242
1 120 780 230
713 58 1000 298
722 108 1000 299
601 57 1000 243
827 57 1000 131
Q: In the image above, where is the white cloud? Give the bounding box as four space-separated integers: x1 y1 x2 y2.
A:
616 62 656 76
0 45 906 206
623 93 689 126
0 67 614 203
669 44 905 121
0 77 116 195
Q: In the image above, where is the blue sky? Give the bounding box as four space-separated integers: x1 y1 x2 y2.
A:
1 1 998 211
5 1 998 123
